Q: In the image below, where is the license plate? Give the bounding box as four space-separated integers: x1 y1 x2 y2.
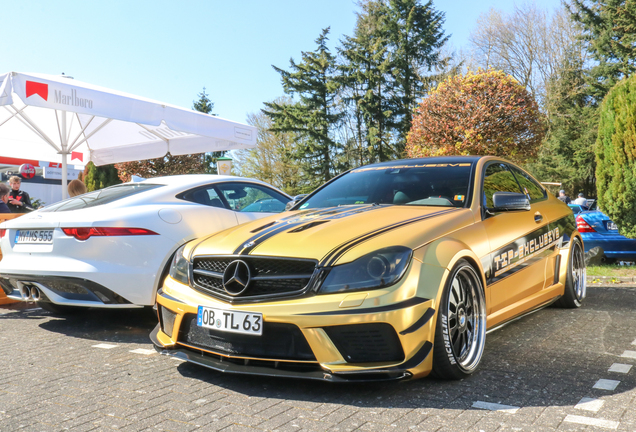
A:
197 306 263 336
14 230 54 244
607 221 618 231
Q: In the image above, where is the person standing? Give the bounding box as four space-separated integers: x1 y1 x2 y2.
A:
558 190 572 204
573 193 587 206
0 184 12 213
7 176 32 213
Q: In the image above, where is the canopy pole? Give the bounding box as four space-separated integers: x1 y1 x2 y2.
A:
61 111 68 200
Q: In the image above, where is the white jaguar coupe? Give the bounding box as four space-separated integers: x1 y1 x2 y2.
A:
0 175 290 313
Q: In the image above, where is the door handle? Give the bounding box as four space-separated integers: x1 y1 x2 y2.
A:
534 212 543 223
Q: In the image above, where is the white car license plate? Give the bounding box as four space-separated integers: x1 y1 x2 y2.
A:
197 306 263 336
607 221 618 231
15 230 54 244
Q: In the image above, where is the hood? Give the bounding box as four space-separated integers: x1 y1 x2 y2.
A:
192 205 475 266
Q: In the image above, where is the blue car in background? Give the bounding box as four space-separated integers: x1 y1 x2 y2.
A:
568 204 588 215
576 210 636 263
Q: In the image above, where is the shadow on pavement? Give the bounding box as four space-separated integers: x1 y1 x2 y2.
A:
170 285 636 409
0 304 158 344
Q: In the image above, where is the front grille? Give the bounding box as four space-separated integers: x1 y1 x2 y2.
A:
324 323 404 363
178 313 316 361
192 256 317 301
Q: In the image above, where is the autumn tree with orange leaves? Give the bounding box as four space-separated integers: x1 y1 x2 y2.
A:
406 69 545 164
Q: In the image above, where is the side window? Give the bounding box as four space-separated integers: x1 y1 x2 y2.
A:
216 183 290 213
182 187 227 209
482 163 523 208
509 166 546 203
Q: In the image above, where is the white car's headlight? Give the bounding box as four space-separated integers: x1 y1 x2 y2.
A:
318 246 412 294
169 245 190 286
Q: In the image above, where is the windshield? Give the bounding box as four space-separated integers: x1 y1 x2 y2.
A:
39 184 164 212
299 163 474 210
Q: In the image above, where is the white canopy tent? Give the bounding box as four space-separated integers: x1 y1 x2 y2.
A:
0 71 257 198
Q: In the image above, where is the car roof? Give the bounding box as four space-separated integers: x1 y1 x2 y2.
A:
360 156 483 170
130 174 288 195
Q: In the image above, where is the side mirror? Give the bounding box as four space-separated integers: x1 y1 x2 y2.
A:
285 194 309 211
490 192 530 212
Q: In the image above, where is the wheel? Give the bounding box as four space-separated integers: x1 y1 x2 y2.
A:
432 260 487 380
37 301 81 315
555 237 586 308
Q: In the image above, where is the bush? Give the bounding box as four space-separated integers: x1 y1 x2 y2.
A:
595 76 636 238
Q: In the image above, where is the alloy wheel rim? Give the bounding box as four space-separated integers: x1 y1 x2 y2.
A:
572 241 586 301
445 265 486 372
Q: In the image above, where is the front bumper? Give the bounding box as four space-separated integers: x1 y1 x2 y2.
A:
153 273 439 381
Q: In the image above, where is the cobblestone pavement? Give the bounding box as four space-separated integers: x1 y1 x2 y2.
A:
1 285 636 432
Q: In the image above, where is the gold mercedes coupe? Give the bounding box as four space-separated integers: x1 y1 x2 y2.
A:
151 156 585 381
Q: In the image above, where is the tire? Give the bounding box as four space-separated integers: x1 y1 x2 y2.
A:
555 237 586 308
37 301 81 315
432 260 487 380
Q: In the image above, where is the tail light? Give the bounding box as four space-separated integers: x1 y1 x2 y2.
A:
62 227 159 241
576 216 596 233
0 229 5 238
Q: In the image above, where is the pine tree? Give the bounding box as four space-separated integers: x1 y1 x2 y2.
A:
192 87 225 174
192 87 215 115
339 0 396 163
384 0 449 155
569 0 636 100
595 75 636 238
263 28 344 189
234 98 307 195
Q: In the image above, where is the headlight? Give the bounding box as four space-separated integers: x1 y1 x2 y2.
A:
318 246 412 294
169 245 190 285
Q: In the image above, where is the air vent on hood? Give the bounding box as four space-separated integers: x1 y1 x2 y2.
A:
287 221 330 233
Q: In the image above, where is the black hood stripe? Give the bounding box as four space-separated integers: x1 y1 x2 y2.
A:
233 205 384 255
320 209 457 267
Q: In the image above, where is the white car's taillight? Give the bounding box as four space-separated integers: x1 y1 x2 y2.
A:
61 227 159 241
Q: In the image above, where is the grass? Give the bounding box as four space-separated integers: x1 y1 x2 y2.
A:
586 263 636 277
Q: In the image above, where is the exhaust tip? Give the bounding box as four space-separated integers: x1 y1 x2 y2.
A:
20 285 31 300
30 286 40 302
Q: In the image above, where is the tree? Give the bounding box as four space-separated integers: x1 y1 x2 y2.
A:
83 162 121 191
115 155 206 183
568 0 636 100
469 3 584 110
406 69 545 163
339 0 396 163
193 87 226 174
234 98 306 195
595 75 636 238
193 87 215 115
528 50 598 197
263 28 344 189
384 0 449 155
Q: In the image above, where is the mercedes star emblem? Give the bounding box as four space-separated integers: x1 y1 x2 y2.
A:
222 260 251 296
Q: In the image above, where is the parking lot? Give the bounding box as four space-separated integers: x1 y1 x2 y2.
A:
1 284 636 431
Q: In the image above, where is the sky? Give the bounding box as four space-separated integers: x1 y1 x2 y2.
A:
1 0 563 125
